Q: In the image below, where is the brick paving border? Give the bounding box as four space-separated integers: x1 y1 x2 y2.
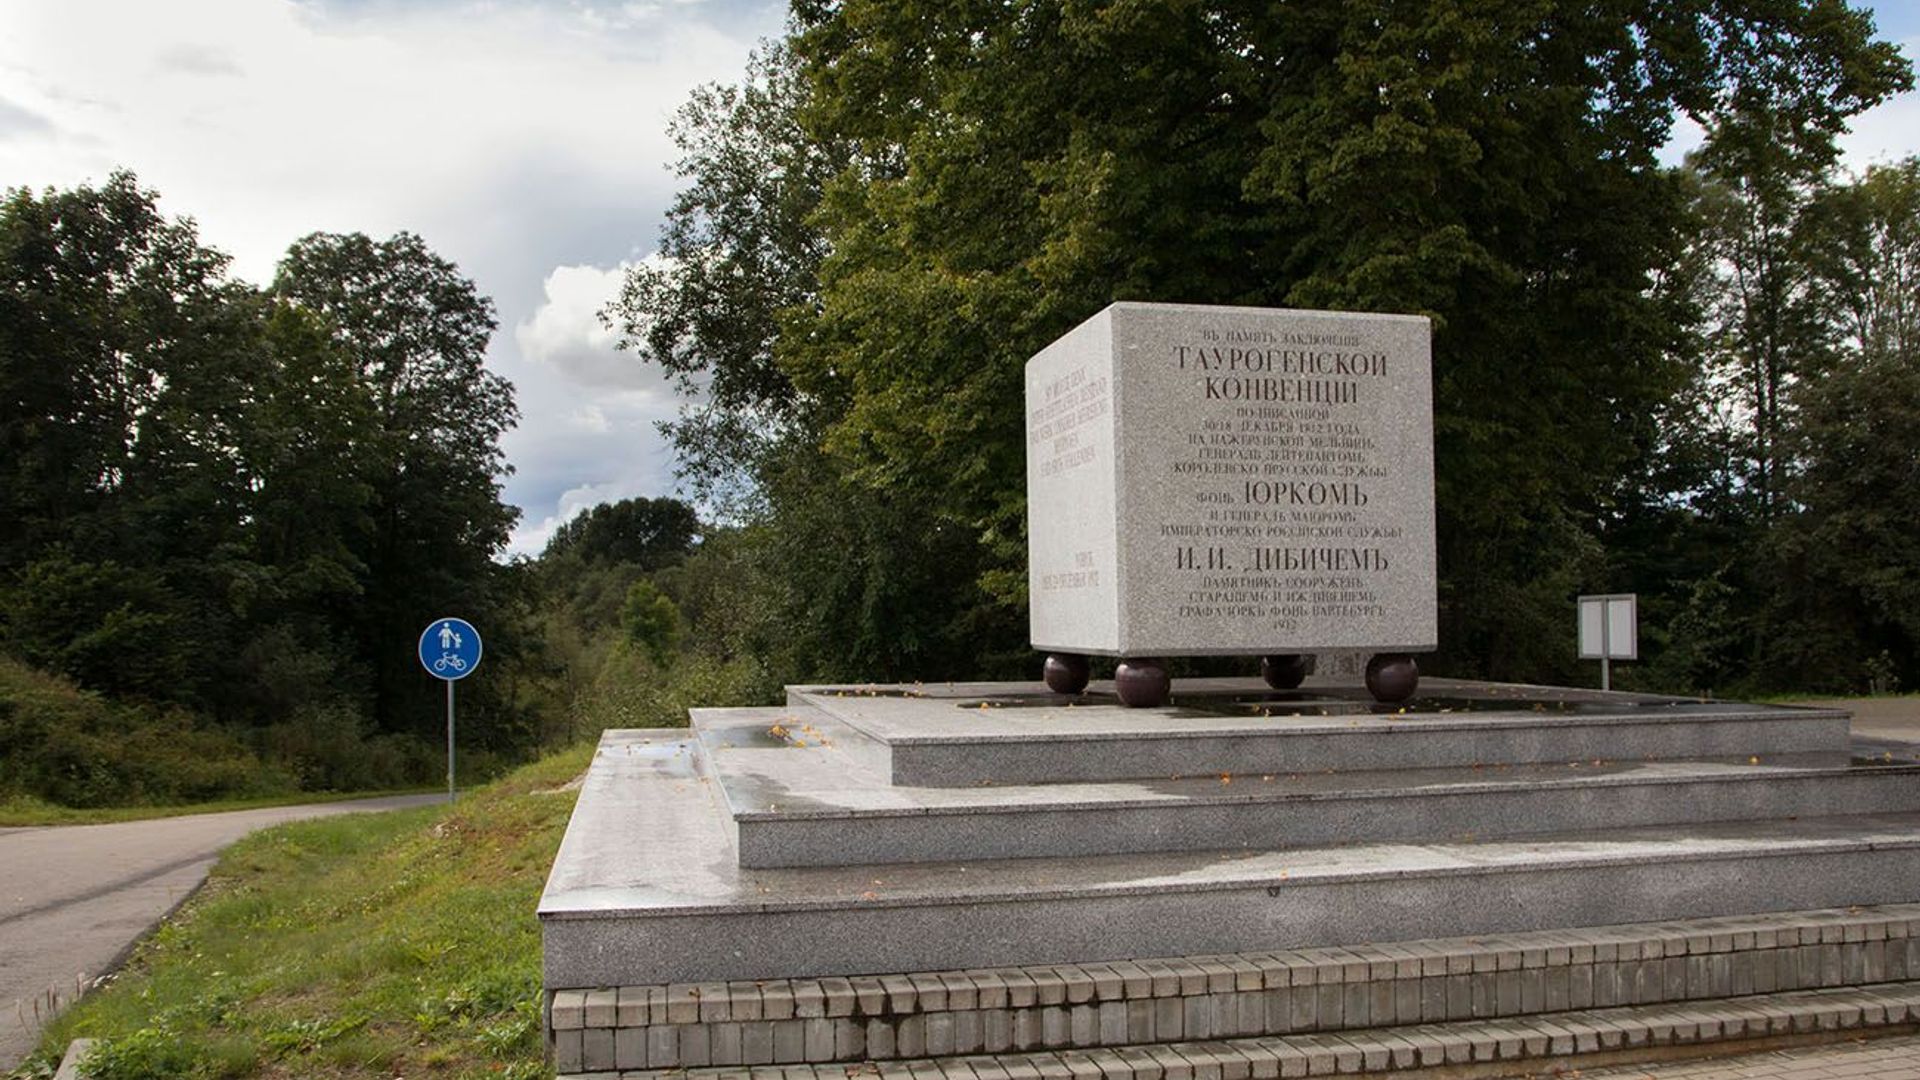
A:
1582 1029 1920 1078
548 905 1920 1073
558 981 1920 1078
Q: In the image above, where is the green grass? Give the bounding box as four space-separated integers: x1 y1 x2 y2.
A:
0 787 443 828
10 744 594 1080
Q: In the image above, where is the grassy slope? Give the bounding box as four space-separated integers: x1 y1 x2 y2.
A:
11 744 594 1080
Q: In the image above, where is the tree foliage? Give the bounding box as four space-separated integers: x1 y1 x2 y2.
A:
543 496 701 570
621 579 683 665
608 43 847 508
618 0 1912 688
0 173 533 804
270 231 524 746
1766 160 1920 689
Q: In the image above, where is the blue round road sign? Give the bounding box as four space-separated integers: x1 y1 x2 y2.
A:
419 617 482 681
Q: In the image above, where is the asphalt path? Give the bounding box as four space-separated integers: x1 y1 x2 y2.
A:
0 793 444 1072
1809 695 1920 746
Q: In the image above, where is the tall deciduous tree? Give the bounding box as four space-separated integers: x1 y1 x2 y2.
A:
1768 158 1920 689
543 496 701 571
608 41 1011 681
608 43 848 508
618 0 1906 682
272 232 523 744
1808 158 1920 362
1683 52 1903 528
0 172 259 702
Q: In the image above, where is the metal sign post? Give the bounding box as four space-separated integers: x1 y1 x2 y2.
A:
1577 594 1637 690
418 617 483 803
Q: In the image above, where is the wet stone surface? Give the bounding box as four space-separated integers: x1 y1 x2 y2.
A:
942 685 1724 720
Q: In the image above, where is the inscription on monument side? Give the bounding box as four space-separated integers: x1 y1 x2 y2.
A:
1153 320 1400 635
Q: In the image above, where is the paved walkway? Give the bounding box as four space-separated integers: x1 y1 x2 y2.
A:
1583 1032 1920 1077
0 793 444 1072
1816 697 1920 758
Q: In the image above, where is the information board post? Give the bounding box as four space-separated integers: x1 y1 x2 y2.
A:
1577 594 1637 691
419 617 482 804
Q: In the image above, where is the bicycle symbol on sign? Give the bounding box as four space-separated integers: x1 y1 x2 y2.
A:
430 621 470 672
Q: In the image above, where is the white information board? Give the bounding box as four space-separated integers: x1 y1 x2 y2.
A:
1577 594 1638 660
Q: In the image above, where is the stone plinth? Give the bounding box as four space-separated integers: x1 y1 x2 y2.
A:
540 680 1920 1076
540 681 1920 986
778 679 1850 787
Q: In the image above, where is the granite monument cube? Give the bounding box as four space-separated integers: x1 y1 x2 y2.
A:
1026 302 1435 696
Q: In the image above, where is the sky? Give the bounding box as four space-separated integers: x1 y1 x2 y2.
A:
2 1 1916 557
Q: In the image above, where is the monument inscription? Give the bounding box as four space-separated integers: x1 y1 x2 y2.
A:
1027 302 1436 700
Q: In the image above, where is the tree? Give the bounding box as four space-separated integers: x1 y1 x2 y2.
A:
614 2 1908 687
272 232 524 745
543 496 701 570
1656 17 1912 687
1766 158 1920 690
1807 158 1920 363
1682 72 1901 528
0 173 225 571
621 579 683 665
606 43 849 508
0 172 266 705
780 0 1909 680
608 40 1017 680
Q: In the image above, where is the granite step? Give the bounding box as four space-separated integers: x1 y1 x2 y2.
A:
787 679 1852 786
555 980 1920 1078
539 730 1920 989
692 708 1920 869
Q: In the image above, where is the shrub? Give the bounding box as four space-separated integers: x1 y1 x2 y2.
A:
0 657 293 807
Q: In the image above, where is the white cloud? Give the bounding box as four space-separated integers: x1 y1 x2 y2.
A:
516 261 670 392
152 42 244 78
509 476 670 557
570 405 613 433
0 95 51 138
503 258 709 556
0 0 776 282
499 387 685 554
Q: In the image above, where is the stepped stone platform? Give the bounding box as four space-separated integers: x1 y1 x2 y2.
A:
540 677 1920 1077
